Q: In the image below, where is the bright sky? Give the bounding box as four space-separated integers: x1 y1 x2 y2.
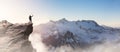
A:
0 0 120 27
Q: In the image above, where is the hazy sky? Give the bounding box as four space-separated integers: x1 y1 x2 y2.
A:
0 0 120 27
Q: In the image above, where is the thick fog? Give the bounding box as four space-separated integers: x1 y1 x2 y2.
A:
0 19 120 52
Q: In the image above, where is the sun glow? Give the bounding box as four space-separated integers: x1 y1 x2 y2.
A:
0 0 119 27
0 0 48 25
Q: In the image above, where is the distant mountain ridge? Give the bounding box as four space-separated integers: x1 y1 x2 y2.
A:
30 18 120 52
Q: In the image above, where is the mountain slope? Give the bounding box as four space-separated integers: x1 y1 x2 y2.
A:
29 18 120 52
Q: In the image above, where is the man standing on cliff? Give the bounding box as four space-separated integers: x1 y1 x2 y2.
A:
29 15 33 22
24 15 33 38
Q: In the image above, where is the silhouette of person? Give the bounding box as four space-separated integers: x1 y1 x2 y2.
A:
29 15 33 22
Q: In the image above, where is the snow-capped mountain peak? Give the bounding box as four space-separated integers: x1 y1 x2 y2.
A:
29 19 120 52
30 19 111 47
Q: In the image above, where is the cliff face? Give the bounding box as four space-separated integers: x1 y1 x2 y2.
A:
0 20 33 52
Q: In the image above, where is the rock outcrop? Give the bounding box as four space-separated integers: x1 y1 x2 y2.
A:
0 20 33 52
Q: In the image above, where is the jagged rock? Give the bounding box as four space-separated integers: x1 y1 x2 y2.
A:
0 20 33 52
